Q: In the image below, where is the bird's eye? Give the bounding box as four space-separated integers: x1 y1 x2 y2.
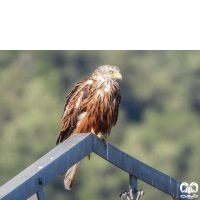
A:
109 70 113 74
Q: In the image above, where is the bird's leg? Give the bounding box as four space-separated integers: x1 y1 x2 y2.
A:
99 134 107 147
91 128 107 148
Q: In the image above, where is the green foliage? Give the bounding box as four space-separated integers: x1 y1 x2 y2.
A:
0 51 200 200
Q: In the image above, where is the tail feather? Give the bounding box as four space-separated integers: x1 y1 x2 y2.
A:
64 161 80 190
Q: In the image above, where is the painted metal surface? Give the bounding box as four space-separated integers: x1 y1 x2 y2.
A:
93 136 187 199
0 133 93 200
0 133 187 200
37 190 45 200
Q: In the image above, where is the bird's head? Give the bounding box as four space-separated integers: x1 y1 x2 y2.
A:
92 65 122 81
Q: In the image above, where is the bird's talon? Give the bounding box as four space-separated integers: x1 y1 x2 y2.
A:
99 135 104 139
102 137 107 148
91 128 95 134
91 129 107 147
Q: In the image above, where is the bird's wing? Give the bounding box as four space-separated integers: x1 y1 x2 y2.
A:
56 78 96 144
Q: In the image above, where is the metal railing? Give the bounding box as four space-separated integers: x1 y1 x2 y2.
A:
0 133 187 200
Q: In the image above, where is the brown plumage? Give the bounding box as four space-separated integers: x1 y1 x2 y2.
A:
56 65 122 190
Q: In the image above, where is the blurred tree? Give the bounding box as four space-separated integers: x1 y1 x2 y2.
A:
0 51 199 200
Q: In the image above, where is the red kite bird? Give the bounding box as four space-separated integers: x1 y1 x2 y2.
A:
56 65 122 190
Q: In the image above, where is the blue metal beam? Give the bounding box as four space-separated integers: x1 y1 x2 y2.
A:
37 189 45 200
0 133 93 200
0 133 187 200
92 136 187 200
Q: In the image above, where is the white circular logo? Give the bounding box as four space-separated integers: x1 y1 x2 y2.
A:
180 182 198 199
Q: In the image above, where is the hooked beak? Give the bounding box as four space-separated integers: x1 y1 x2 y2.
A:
114 72 122 80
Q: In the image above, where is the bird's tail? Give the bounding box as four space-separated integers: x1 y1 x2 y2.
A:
64 161 80 190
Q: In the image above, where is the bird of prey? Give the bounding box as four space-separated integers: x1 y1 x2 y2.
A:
56 65 122 190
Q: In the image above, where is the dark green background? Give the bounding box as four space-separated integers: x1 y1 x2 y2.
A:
0 51 199 200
